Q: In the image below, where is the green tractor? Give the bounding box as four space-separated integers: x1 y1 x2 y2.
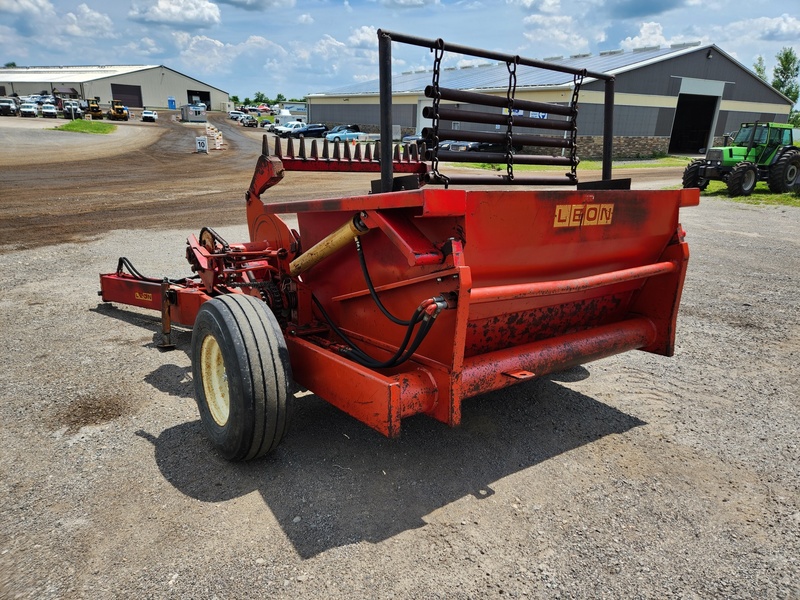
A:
682 122 799 196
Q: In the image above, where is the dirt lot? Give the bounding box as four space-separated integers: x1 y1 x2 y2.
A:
0 114 798 599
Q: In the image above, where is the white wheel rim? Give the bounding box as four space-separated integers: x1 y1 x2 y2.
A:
744 170 756 189
200 335 230 426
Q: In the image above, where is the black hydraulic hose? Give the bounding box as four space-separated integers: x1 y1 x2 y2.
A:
312 294 435 369
355 236 423 327
116 257 195 286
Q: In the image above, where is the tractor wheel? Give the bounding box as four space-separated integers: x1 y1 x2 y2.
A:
767 150 800 193
682 159 709 190
727 161 758 197
191 293 292 461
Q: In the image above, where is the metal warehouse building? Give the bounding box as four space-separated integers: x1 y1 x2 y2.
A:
308 43 793 158
0 65 229 111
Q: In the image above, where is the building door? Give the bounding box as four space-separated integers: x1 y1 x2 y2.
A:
110 84 143 108
668 94 719 154
187 90 211 108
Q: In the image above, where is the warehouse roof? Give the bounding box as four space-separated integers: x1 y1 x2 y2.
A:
0 64 228 95
311 42 711 96
0 65 158 84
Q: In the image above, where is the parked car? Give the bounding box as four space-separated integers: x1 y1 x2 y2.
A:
0 98 19 116
260 119 273 129
40 104 58 118
274 120 307 137
327 124 360 136
240 115 259 128
325 127 363 142
62 100 83 119
288 123 328 138
141 110 158 122
19 103 38 117
448 141 481 152
228 110 245 120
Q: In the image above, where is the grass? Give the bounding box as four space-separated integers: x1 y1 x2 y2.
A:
701 180 800 207
461 154 692 173
54 120 116 134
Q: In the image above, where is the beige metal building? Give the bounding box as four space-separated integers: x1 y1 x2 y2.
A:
0 65 229 110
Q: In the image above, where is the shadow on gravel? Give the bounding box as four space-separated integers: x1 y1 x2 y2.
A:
136 368 645 559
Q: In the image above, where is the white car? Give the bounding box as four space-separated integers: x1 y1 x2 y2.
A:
141 110 158 122
19 103 38 117
228 110 245 120
273 120 306 137
41 104 58 118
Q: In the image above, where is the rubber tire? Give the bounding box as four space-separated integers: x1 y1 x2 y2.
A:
767 150 800 193
682 159 709 190
191 293 292 461
727 161 758 197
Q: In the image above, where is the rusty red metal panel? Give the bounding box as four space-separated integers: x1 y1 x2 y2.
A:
99 274 162 312
457 317 658 400
286 335 438 437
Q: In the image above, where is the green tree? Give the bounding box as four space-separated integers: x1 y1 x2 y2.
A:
230 94 240 104
253 91 268 104
771 46 799 104
3 61 16 68
272 93 286 105
753 55 767 81
243 97 251 105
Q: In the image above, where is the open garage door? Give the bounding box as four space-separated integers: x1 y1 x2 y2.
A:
187 90 211 107
669 93 718 154
110 84 143 109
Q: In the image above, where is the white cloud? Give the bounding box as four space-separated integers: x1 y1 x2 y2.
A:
172 32 285 73
129 0 221 28
506 0 560 13
348 26 378 49
618 22 699 50
298 13 313 24
523 14 588 51
715 14 800 42
124 37 164 57
619 22 666 49
0 0 55 17
63 4 115 38
381 0 439 6
216 0 295 9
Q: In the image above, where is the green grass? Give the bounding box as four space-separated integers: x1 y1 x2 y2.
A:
701 180 800 207
54 120 116 134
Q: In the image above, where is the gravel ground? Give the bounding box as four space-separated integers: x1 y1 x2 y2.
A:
0 117 798 599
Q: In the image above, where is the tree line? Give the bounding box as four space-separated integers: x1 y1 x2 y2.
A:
753 47 799 126
230 92 306 106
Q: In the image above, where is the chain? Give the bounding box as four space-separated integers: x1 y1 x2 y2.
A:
568 70 585 182
505 58 518 181
429 40 449 187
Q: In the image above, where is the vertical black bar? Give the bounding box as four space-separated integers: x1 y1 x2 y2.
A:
602 77 615 181
379 31 393 193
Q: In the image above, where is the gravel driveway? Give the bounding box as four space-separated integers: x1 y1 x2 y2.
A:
0 116 798 599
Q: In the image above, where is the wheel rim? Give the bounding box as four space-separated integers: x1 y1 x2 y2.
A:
744 169 756 189
786 164 798 184
200 334 230 426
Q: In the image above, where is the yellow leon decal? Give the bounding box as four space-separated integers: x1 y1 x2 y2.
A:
554 203 614 228
135 292 153 302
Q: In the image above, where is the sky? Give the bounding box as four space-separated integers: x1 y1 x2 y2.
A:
0 0 798 102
